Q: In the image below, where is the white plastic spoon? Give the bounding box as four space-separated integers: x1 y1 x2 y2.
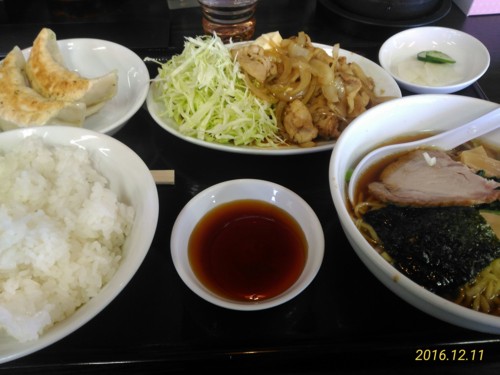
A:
347 106 500 205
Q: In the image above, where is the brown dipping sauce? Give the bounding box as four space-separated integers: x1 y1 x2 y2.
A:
188 199 307 302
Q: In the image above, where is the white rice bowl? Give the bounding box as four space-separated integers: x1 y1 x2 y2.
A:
0 126 159 363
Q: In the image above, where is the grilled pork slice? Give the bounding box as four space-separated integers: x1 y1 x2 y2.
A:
368 149 500 206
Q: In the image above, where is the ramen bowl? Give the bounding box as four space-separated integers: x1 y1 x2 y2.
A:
171 179 324 311
379 26 490 93
329 94 500 334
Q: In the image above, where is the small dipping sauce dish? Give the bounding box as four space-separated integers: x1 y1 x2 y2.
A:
171 179 324 310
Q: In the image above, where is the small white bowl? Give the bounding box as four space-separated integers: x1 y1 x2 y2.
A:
171 179 324 311
329 94 500 334
0 126 159 363
379 26 490 94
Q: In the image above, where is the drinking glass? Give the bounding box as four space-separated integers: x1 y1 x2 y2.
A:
198 0 258 42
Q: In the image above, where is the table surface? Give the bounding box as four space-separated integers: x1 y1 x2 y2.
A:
1 0 500 374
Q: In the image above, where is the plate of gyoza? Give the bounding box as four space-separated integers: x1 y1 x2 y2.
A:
0 28 149 135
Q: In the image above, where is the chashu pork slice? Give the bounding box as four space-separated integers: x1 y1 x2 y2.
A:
25 28 118 116
368 149 500 207
0 46 86 131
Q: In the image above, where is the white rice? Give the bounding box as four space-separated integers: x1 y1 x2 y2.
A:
0 137 134 342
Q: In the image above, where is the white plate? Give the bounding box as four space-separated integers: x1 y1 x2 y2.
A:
0 126 159 363
22 38 150 135
147 43 402 155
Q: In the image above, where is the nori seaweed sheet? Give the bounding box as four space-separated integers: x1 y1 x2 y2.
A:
363 205 500 297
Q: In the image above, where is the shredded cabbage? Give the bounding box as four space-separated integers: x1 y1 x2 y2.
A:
149 35 284 147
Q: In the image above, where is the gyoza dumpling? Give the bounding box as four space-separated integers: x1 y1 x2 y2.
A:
25 28 118 116
0 46 86 131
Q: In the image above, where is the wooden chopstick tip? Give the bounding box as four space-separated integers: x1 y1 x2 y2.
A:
151 170 175 185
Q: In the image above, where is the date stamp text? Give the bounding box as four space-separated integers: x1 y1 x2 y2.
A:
415 348 484 361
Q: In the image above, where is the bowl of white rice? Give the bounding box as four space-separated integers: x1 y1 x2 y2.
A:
0 126 159 363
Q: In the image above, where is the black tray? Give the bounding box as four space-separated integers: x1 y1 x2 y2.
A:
1 43 499 375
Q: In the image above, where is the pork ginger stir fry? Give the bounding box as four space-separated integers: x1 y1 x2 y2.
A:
232 31 389 146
